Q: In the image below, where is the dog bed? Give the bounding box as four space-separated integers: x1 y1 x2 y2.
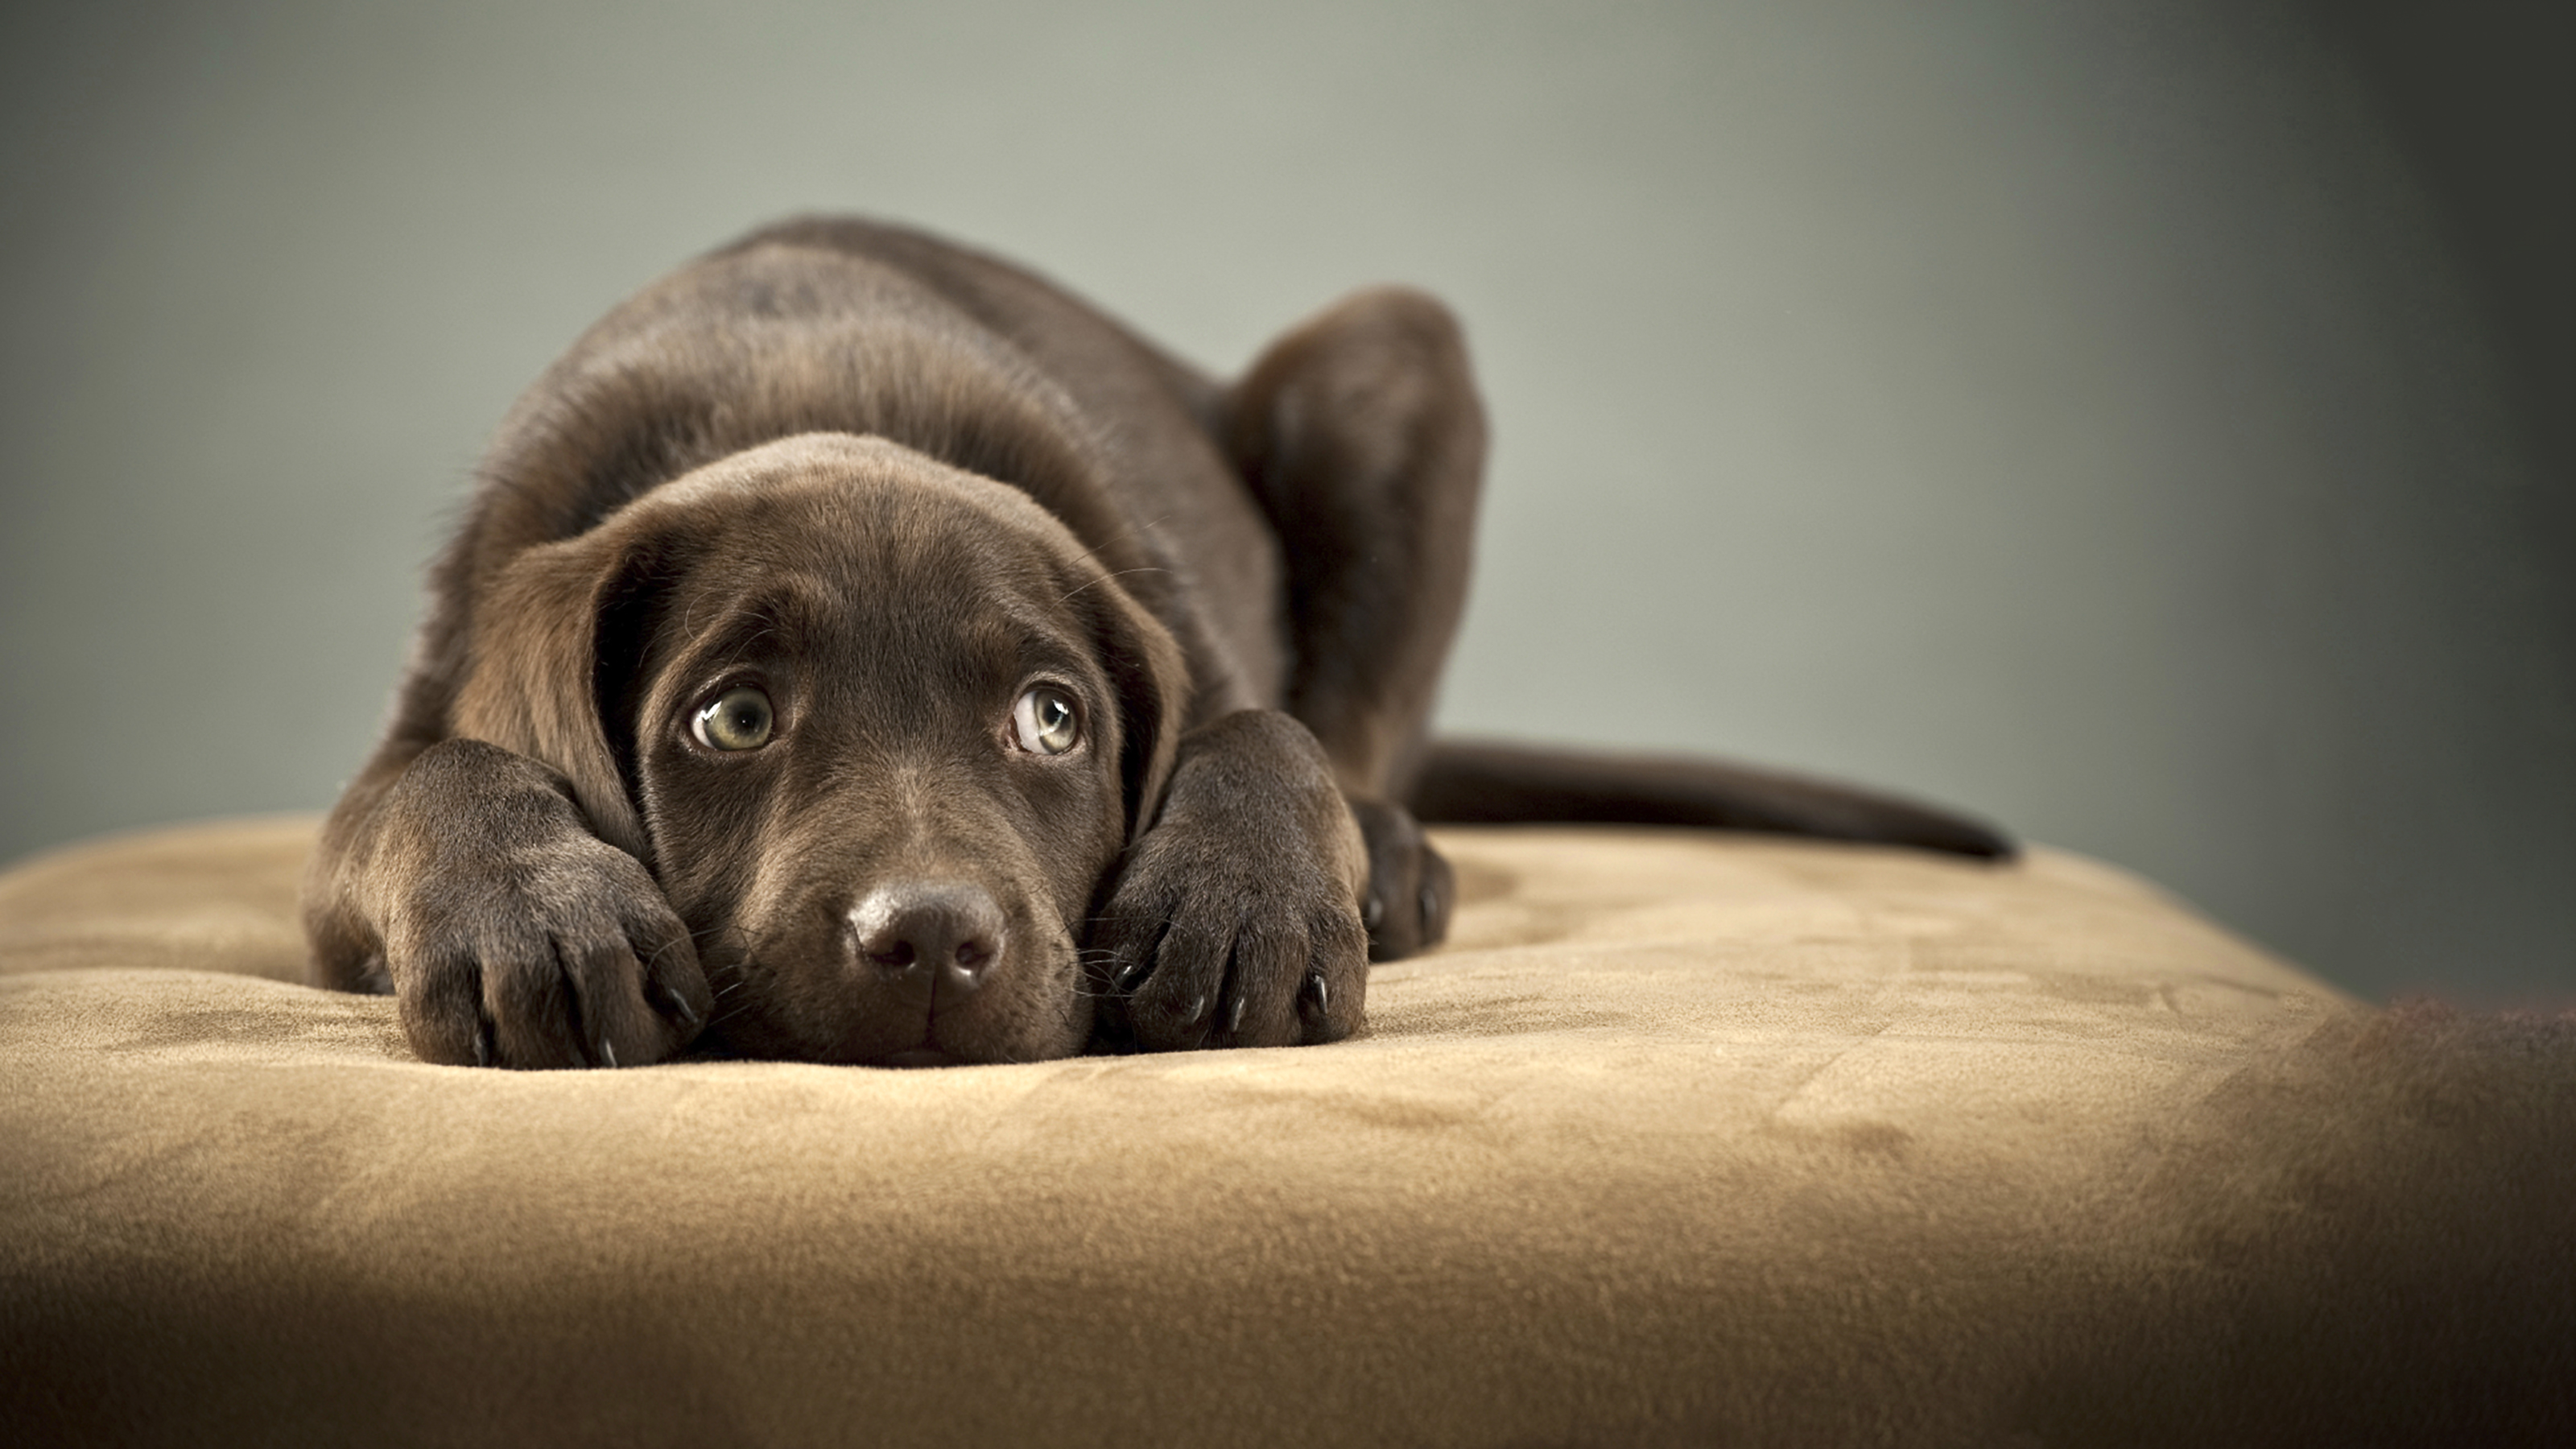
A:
2 817 2568 1445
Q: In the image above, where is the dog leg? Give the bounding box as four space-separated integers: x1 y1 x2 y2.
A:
1228 288 1485 959
1088 709 1370 1051
303 737 712 1069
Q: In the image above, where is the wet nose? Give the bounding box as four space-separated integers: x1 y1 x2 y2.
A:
845 881 1006 1002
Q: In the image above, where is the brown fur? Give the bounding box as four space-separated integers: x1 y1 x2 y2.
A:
303 216 2009 1069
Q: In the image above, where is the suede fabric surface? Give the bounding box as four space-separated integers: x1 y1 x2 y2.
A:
2 818 2569 1447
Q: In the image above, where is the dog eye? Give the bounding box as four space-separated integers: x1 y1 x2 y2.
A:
692 686 775 751
1010 686 1081 755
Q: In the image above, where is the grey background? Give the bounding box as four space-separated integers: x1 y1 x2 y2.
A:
3 0 2568 1004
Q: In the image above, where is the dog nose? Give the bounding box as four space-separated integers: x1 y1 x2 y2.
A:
845 881 1005 1001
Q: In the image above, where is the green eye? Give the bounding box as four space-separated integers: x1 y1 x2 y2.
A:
692 686 774 751
1010 685 1081 755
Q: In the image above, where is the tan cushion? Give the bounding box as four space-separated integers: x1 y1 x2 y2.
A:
2 819 2568 1445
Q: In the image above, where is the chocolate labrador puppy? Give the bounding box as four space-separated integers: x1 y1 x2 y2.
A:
303 217 2008 1070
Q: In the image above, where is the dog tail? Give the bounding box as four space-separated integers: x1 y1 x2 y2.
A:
1405 738 2017 861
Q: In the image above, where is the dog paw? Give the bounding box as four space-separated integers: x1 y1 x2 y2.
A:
374 743 711 1069
1089 711 1369 1051
1348 798 1454 961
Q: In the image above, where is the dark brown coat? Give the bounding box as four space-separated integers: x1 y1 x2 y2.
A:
303 217 2007 1069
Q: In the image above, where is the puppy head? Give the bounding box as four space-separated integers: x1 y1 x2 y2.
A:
453 432 1187 1063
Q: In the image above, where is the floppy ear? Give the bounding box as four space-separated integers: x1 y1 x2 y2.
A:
449 518 677 865
1071 578 1190 844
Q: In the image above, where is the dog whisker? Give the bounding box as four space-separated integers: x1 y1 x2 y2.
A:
1054 566 1167 606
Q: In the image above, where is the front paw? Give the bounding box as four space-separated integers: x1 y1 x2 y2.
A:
375 743 710 1069
1089 712 1368 1051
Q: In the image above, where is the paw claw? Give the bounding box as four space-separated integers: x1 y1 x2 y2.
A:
660 985 699 1027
